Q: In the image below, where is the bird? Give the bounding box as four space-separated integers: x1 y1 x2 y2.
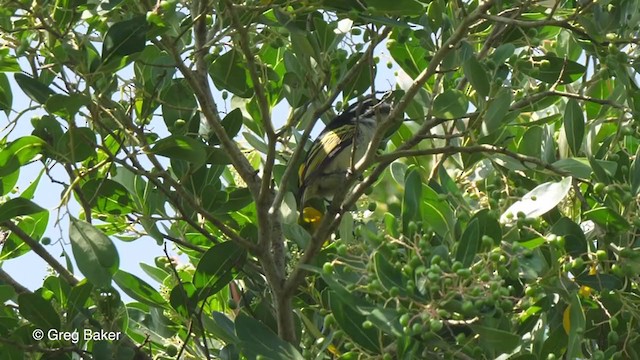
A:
297 96 392 213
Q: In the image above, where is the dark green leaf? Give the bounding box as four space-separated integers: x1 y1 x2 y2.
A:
517 56 585 84
209 108 244 145
630 146 640 195
102 16 148 63
0 198 45 222
80 179 135 215
566 294 585 359
45 94 90 119
0 73 12 115
373 252 404 292
66 280 93 320
367 308 403 337
55 127 97 163
209 50 253 98
0 285 16 303
402 167 422 233
18 292 61 330
470 325 520 355
160 79 197 131
328 291 379 353
364 0 424 15
14 73 55 104
574 274 623 291
463 56 490 98
433 89 468 119
193 241 246 297
482 87 512 135
203 311 239 345
455 218 480 267
583 207 629 232
235 314 304 360
113 270 166 307
421 185 455 241
563 99 584 156
550 217 587 258
169 282 198 317
552 158 591 179
0 48 20 72
151 135 208 167
69 217 119 287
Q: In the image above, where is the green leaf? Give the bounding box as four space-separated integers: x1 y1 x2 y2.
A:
517 55 586 84
209 108 244 145
203 311 239 345
0 48 20 72
373 252 404 292
501 177 572 223
550 217 587 258
364 0 424 15
55 127 97 163
552 158 591 179
0 198 45 222
402 167 422 233
18 293 61 331
455 218 480 267
463 56 490 98
0 73 12 115
113 270 167 307
0 285 16 303
574 273 623 291
45 94 90 120
139 263 169 284
421 186 455 241
387 31 429 78
328 291 379 353
193 241 246 297
169 282 198 317
470 325 520 355
367 308 403 337
209 50 254 98
563 99 584 156
14 73 55 104
160 79 197 131
432 89 468 119
102 16 148 63
151 135 208 167
66 280 93 320
0 211 49 260
426 1 443 29
69 217 120 287
0 135 45 177
630 146 640 195
482 87 512 135
566 294 585 359
583 207 629 232
80 179 135 215
235 314 304 359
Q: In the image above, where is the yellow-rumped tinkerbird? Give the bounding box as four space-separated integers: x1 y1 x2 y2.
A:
297 96 392 225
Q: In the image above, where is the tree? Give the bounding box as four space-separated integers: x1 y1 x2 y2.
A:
0 0 639 358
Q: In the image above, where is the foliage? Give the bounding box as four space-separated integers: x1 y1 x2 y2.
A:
0 0 639 359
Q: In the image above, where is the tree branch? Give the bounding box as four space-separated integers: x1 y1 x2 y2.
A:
2 222 79 286
157 39 261 197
